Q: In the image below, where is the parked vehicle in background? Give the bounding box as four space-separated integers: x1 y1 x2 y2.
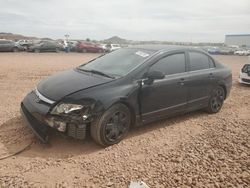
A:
219 47 234 55
0 39 24 52
21 46 232 146
67 41 78 52
16 40 33 50
28 41 61 53
106 44 121 52
207 47 221 55
99 44 108 52
234 49 250 56
76 42 104 53
239 63 250 85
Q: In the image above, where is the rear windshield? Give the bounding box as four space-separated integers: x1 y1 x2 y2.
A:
78 48 154 77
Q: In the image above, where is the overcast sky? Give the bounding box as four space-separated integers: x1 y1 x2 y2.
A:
0 0 250 42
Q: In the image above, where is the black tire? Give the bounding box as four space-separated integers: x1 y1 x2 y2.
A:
206 86 225 113
34 49 40 53
91 103 131 146
13 47 19 52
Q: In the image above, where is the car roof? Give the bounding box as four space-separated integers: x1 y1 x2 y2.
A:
127 45 205 53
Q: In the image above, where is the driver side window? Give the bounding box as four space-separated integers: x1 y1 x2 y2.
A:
150 53 186 75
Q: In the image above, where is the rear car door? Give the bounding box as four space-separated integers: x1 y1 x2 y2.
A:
186 51 215 111
140 52 189 122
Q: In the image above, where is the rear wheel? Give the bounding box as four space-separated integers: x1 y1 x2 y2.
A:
34 49 40 53
91 103 131 146
206 86 225 113
13 47 19 52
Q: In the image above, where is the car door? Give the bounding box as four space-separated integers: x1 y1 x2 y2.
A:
0 41 10 51
140 52 189 123
0 41 4 51
5 41 13 51
186 51 215 111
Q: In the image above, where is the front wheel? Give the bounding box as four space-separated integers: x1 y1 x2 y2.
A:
206 86 225 113
91 103 131 146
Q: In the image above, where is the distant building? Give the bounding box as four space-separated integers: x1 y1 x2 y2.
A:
225 34 250 47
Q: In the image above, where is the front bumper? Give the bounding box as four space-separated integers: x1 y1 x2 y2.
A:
239 72 250 85
21 103 49 143
21 91 88 143
21 91 52 143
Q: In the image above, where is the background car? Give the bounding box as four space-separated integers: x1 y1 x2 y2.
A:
16 39 34 50
105 44 121 52
21 46 232 146
219 47 235 55
0 39 24 52
28 41 62 53
207 47 221 55
239 63 250 84
234 49 250 56
67 40 79 52
76 42 104 53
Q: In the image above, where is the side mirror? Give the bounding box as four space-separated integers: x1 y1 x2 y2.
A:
147 71 165 80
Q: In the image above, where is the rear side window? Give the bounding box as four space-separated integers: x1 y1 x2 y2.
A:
189 52 210 71
150 53 186 75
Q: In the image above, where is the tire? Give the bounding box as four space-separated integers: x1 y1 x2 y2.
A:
206 86 225 113
81 49 87 53
91 103 131 146
34 49 40 53
13 47 19 52
55 48 60 53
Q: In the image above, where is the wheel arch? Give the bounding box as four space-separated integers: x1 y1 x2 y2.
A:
218 84 227 99
105 98 136 127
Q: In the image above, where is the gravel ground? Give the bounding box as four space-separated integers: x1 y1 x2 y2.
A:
0 53 249 187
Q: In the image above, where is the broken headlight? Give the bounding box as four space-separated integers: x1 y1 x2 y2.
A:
50 103 84 115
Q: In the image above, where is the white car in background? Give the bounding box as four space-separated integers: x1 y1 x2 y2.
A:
234 49 250 56
106 44 121 52
239 63 250 85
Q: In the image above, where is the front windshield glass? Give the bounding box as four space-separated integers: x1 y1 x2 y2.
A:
78 48 154 77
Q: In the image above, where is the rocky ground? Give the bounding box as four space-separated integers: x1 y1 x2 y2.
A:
0 53 249 187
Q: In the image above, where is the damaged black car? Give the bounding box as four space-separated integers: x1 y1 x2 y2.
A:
21 46 232 146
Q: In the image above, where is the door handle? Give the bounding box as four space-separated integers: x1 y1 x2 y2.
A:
178 78 185 85
208 73 214 78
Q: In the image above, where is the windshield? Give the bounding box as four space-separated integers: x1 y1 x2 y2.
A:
78 48 154 77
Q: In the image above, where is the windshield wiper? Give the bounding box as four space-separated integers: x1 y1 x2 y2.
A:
77 68 115 79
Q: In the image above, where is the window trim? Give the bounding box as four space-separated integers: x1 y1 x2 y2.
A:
187 51 214 72
148 52 187 76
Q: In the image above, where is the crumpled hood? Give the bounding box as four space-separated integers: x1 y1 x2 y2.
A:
37 69 113 101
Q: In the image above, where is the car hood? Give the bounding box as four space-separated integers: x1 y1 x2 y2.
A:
37 69 113 101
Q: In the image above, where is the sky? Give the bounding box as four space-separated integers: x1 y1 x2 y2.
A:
0 0 250 42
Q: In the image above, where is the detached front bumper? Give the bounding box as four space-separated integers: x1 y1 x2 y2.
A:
20 91 52 143
21 103 49 143
21 90 89 143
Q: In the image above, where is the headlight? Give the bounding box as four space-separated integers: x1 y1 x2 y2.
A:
50 103 84 115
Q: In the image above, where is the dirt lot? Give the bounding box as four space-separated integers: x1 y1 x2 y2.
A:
0 52 249 187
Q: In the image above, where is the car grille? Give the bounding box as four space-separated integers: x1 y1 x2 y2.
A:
242 78 250 83
67 123 87 140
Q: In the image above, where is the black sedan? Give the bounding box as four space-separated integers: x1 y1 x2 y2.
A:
21 46 232 146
